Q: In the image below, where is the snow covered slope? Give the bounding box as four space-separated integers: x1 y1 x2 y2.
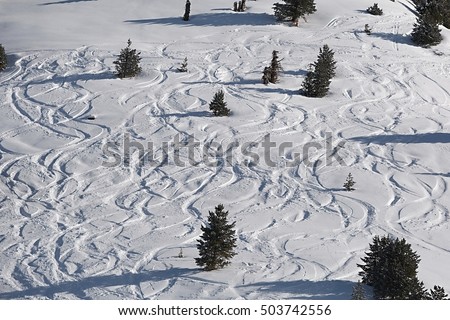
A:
0 0 449 299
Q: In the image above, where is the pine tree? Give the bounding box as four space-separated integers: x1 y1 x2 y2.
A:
0 44 7 72
301 45 336 97
358 235 427 300
273 0 317 26
415 0 450 26
195 204 237 271
367 3 383 15
301 65 316 95
269 50 282 83
183 0 191 21
209 90 231 116
178 57 188 72
343 173 356 191
411 0 443 47
427 285 449 300
352 280 367 300
411 15 443 47
262 67 271 85
113 39 142 79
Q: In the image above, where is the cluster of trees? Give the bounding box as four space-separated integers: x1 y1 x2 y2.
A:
365 1 446 47
0 44 7 72
193 207 450 301
272 0 446 48
354 235 448 300
262 45 337 98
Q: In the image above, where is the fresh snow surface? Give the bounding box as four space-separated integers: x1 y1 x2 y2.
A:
0 0 449 299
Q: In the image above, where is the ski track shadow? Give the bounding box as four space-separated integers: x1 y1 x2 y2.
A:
125 12 275 27
39 0 97 5
350 132 450 145
369 32 413 45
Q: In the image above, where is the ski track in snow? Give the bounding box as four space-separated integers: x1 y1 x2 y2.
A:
0 0 450 299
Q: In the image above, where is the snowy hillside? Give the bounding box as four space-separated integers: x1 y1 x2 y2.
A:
0 0 449 299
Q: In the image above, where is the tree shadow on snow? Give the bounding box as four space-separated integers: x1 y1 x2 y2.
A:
238 279 356 299
28 72 115 86
369 32 413 46
284 69 309 77
157 111 211 118
0 269 359 299
125 12 275 27
350 132 450 145
0 267 195 299
39 0 97 5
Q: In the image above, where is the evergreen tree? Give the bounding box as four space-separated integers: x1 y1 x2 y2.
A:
352 280 367 300
343 173 356 191
426 285 449 299
415 0 450 27
411 15 443 47
367 3 383 15
183 0 191 21
301 45 336 97
301 65 316 95
178 57 188 72
113 39 142 79
0 44 7 72
267 50 282 83
358 235 427 300
412 0 443 47
195 204 237 271
262 67 271 85
273 0 317 26
209 90 231 116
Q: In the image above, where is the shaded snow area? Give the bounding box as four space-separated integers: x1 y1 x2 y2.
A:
0 0 449 299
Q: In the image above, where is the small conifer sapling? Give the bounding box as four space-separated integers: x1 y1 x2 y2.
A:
113 39 142 79
178 57 188 72
262 67 271 85
343 173 356 191
427 285 449 300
